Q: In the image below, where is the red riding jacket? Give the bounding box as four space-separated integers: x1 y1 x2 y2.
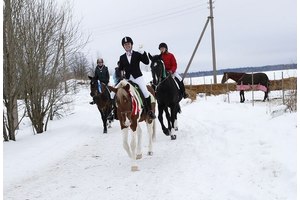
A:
161 52 177 74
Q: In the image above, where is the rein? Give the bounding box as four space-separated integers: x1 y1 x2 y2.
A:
155 74 171 91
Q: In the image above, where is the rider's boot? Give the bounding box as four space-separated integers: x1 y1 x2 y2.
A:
176 79 188 99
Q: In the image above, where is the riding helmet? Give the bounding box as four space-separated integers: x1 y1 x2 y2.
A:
121 36 133 46
158 42 168 50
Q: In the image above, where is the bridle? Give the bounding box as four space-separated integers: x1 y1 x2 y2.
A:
151 59 168 89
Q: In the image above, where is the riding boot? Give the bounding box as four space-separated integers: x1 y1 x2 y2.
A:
145 96 156 119
176 78 188 99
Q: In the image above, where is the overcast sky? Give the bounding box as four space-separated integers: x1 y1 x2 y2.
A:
60 0 297 73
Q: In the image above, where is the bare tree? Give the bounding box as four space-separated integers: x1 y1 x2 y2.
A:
3 0 88 135
3 0 25 141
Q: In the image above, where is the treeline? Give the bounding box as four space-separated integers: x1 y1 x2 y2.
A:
184 63 297 77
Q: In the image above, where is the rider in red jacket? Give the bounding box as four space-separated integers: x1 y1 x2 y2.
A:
159 43 188 99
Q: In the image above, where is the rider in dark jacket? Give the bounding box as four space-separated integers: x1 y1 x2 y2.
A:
90 58 110 105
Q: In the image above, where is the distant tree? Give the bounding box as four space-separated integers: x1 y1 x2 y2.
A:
70 52 90 80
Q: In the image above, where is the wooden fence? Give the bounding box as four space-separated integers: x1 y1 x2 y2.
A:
185 77 297 96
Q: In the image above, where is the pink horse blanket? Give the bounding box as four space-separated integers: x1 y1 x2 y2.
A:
236 84 267 92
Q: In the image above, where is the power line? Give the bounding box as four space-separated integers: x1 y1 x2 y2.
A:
90 2 208 35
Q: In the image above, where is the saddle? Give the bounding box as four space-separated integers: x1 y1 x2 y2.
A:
128 80 145 108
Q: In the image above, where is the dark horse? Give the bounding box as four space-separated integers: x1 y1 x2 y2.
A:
221 72 270 103
109 80 156 171
148 53 181 140
88 76 113 133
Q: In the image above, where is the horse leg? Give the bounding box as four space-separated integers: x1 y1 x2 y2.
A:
240 90 245 103
99 111 107 134
263 91 268 102
136 124 143 159
122 128 131 158
174 104 179 131
164 107 172 132
158 105 169 136
146 120 154 156
130 130 139 171
170 107 177 140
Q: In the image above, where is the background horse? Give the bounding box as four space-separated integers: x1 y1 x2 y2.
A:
109 80 156 171
89 76 113 133
148 53 181 140
221 72 270 103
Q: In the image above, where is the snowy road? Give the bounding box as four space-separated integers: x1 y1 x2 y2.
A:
4 86 297 200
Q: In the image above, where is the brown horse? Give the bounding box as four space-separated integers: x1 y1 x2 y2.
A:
89 76 113 133
109 80 156 171
221 72 270 102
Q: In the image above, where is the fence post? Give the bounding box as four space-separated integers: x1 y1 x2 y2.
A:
210 79 213 95
226 73 230 103
282 71 285 104
252 72 254 106
204 76 207 100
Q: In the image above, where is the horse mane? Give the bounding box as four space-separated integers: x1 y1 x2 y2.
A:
224 72 246 82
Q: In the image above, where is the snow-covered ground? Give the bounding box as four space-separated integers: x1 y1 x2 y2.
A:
3 72 297 200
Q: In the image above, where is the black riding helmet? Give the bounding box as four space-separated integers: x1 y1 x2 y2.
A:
158 42 168 50
122 36 133 46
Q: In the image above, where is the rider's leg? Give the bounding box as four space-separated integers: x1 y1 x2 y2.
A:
174 73 188 99
130 76 156 119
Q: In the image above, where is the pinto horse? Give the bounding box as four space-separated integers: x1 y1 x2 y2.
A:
221 72 270 103
89 76 113 133
148 53 181 140
109 80 156 171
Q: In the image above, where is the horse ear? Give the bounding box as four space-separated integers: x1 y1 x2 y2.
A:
108 85 117 93
148 53 153 61
88 76 93 80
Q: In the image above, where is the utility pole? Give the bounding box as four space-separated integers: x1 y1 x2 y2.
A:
209 0 217 84
182 0 217 83
183 17 210 79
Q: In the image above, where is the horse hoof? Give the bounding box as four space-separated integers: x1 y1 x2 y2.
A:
131 166 139 172
163 129 170 136
148 151 153 156
103 130 107 134
171 135 176 140
136 154 142 160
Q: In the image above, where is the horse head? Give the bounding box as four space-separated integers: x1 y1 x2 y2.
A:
221 72 229 84
148 53 166 86
88 75 99 97
88 76 109 98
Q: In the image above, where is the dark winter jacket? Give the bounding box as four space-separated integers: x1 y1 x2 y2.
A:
113 67 122 85
119 51 149 79
94 65 109 85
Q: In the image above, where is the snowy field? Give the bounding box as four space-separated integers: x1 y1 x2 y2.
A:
3 70 297 200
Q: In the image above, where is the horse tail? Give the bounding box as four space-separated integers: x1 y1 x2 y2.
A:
267 79 271 93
